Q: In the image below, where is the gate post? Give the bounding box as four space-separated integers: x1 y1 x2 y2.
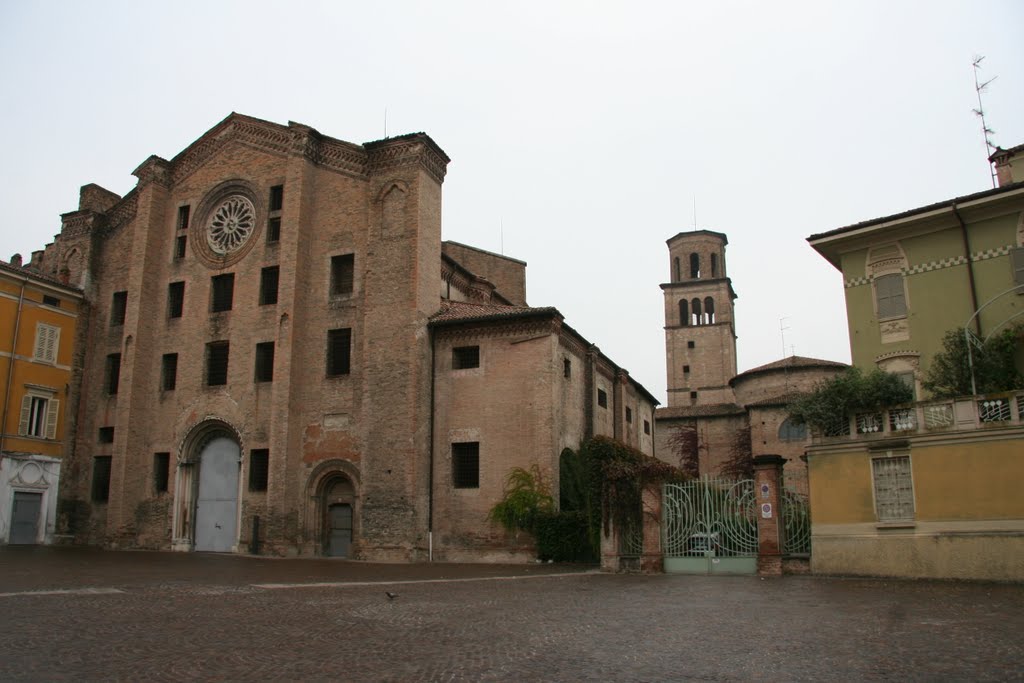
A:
641 483 663 573
753 455 786 577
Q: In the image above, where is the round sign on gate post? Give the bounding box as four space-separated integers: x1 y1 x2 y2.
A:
761 503 773 519
760 483 770 499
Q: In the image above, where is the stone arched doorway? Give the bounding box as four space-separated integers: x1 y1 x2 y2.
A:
172 420 243 552
305 460 360 558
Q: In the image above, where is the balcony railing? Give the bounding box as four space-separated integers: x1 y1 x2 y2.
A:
814 392 1024 442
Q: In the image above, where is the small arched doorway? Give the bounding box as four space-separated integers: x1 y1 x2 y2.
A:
323 476 355 557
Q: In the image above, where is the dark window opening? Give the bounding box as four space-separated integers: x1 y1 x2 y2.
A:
255 342 275 382
266 218 281 243
260 266 279 306
106 353 121 395
177 205 190 230
111 291 127 326
331 254 355 296
704 296 715 324
711 253 719 278
683 364 690 373
597 389 608 408
689 252 700 279
626 407 633 423
168 281 185 318
206 341 230 386
452 345 480 370
327 328 352 376
162 353 178 391
687 341 695 349
42 295 60 307
249 449 269 492
91 456 112 502
98 426 115 443
679 299 689 327
175 235 187 259
644 419 651 435
673 257 681 282
690 391 698 399
154 452 170 493
269 185 284 212
563 358 571 378
211 274 235 312
452 442 480 489
691 298 702 326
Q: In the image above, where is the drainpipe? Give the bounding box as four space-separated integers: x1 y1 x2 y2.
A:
427 326 436 562
952 203 981 336
0 278 27 458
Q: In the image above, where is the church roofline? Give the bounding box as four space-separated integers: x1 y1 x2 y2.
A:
442 240 527 266
730 355 848 386
666 229 729 246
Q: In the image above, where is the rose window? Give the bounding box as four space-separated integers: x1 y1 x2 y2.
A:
206 196 256 255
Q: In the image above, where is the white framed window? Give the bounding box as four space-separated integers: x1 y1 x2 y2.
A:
33 323 60 364
19 391 59 439
871 453 914 522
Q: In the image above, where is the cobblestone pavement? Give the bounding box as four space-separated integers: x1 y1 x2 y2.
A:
1 547 1022 682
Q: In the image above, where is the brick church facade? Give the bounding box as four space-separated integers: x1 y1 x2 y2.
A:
15 113 656 559
654 230 846 491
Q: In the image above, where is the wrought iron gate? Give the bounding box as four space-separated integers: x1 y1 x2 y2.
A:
663 476 758 574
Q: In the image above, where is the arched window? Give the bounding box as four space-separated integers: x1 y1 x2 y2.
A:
691 298 702 326
704 297 715 324
674 257 681 282
711 253 718 278
778 418 807 442
689 253 700 279
678 299 689 326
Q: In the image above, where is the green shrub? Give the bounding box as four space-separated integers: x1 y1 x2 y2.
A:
535 511 595 562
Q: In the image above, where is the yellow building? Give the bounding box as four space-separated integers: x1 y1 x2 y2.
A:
0 256 83 545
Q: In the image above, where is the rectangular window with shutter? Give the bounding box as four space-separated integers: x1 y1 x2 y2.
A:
33 323 60 364
875 273 907 319
1012 247 1024 290
19 393 58 439
872 454 915 522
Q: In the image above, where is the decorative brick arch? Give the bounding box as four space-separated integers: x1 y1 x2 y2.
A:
303 459 362 556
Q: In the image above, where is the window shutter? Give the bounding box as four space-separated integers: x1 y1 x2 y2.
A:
19 395 32 435
33 324 47 360
45 326 59 363
1012 247 1024 287
876 274 907 318
45 399 59 439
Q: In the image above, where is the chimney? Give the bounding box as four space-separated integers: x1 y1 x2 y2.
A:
10 253 22 267
990 144 1024 187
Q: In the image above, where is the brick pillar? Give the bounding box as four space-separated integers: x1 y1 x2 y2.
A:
753 454 786 577
640 483 663 573
599 512 621 572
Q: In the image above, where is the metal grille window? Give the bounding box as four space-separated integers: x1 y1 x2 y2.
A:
597 389 608 408
211 274 235 312
267 185 283 243
872 455 914 522
153 452 170 493
98 426 114 443
452 345 480 369
452 442 479 489
269 185 284 211
249 449 269 492
175 235 187 259
177 205 190 230
167 281 185 318
260 266 279 305
254 342 275 382
206 342 230 386
33 323 60 364
266 218 281 243
331 254 355 296
327 328 352 376
162 353 178 391
110 291 127 326
92 456 112 503
106 353 121 395
875 273 907 319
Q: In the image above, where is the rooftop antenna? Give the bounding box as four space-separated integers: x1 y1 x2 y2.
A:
972 55 998 188
779 317 791 359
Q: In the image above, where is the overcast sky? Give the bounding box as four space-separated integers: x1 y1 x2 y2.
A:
2 1 1022 404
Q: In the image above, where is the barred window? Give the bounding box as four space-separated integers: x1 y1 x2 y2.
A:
254 342 275 383
872 454 914 522
267 185 283 243
175 235 187 259
111 291 127 326
206 342 229 386
98 426 115 443
269 185 284 211
211 274 235 312
452 346 480 370
331 254 355 296
249 449 269 492
260 266 279 306
42 295 60 307
597 389 608 408
162 353 178 391
327 328 351 376
452 442 479 489
266 218 281 243
177 205 190 230
153 452 170 493
106 353 121 395
168 281 185 318
92 456 112 503
626 407 633 424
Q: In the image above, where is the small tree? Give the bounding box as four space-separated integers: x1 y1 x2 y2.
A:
788 367 913 436
720 426 754 480
488 465 554 535
923 326 1024 398
666 424 700 478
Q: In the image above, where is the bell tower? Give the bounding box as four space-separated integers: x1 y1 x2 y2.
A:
661 230 737 407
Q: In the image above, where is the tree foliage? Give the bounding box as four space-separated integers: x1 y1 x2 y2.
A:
666 424 700 478
720 426 754 480
923 326 1024 398
487 465 554 534
787 367 913 435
